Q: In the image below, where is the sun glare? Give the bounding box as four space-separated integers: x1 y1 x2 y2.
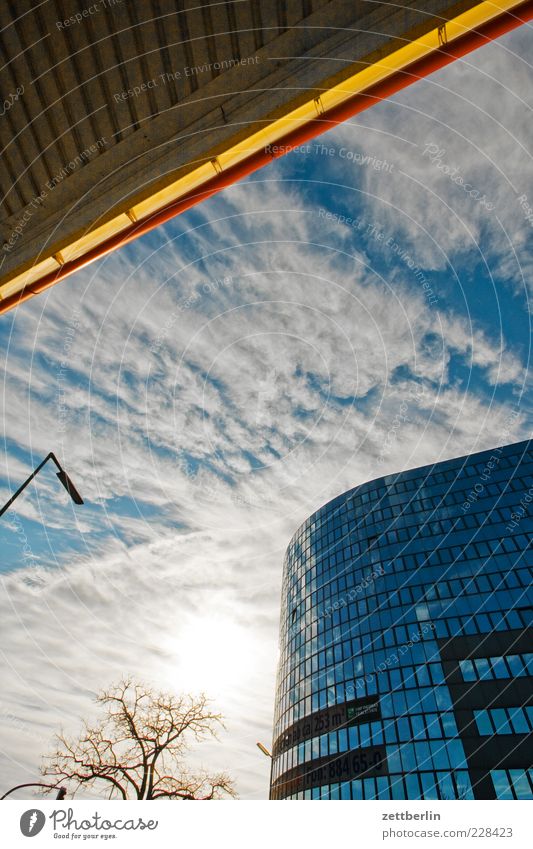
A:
166 614 256 697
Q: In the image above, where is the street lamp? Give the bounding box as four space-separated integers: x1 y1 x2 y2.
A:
257 742 274 800
256 742 272 759
0 452 84 518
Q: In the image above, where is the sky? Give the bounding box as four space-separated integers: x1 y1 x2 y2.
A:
0 26 532 800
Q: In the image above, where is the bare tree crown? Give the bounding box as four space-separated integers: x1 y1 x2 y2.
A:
41 678 236 800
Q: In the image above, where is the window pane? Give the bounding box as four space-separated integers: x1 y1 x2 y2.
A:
340 781 351 800
448 740 467 768
431 740 450 770
508 707 529 735
474 658 492 679
523 654 533 675
390 775 405 799
490 656 510 679
348 725 359 749
351 779 363 799
426 714 441 739
491 770 514 799
454 771 474 800
491 709 512 735
509 770 532 800
397 718 411 742
376 776 391 799
338 728 348 752
386 747 402 772
507 655 525 677
405 773 421 798
441 712 458 737
412 715 426 739
474 710 493 735
371 721 384 746
363 777 376 800
437 771 456 800
400 744 417 772
421 772 439 799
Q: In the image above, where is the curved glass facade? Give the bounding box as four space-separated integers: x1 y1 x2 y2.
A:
270 439 533 800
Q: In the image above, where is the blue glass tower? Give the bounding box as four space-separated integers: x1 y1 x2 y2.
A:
270 439 533 800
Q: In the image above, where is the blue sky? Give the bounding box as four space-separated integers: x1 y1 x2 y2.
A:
0 27 531 799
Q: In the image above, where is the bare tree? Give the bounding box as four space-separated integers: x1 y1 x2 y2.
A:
41 679 236 800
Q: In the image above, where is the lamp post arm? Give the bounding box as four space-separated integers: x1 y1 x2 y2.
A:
48 453 63 472
0 453 54 518
1 781 67 800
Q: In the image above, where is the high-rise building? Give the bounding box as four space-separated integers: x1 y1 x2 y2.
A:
270 439 533 800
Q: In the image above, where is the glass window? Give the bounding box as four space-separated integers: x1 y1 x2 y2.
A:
384 721 397 745
359 723 370 747
447 739 467 769
386 747 402 773
390 668 404 690
380 694 393 718
490 656 509 679
338 727 348 753
441 712 458 737
371 721 384 746
405 773 421 798
375 775 390 799
437 771 456 800
415 665 431 687
366 675 378 696
350 778 362 799
491 709 512 735
429 664 445 684
391 690 408 715
414 741 431 770
474 658 492 679
431 741 450 770
390 775 406 800
396 718 411 742
474 710 493 736
509 770 532 800
507 610 524 630
435 687 452 711
340 781 351 800
508 707 529 735
348 725 359 750
406 689 422 711
421 772 439 799
454 771 475 800
363 777 376 799
330 783 340 800
400 744 416 772
411 714 427 740
507 655 526 677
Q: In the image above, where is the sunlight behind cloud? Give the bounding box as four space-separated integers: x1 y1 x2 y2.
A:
168 615 259 697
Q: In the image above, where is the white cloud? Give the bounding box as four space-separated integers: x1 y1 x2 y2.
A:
326 27 533 292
